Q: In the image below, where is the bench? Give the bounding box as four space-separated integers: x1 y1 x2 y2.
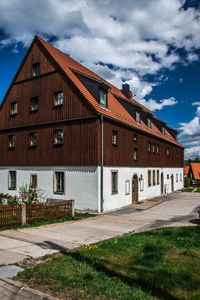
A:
46 198 75 217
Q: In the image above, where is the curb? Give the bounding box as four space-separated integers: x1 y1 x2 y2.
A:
0 274 58 299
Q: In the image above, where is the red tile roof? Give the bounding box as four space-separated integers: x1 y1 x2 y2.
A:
190 163 200 180
37 36 183 148
184 165 190 176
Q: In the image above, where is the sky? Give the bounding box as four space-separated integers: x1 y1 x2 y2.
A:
0 0 200 159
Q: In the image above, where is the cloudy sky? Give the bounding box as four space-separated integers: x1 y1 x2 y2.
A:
0 0 200 159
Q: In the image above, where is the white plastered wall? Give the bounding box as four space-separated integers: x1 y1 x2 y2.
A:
0 166 100 212
102 166 184 211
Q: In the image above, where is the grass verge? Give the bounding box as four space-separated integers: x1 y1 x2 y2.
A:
0 213 93 231
16 226 200 300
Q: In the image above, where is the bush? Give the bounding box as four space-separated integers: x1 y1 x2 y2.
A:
184 177 190 187
18 184 44 203
196 179 200 187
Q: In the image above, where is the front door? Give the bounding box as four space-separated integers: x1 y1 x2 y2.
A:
161 173 164 194
132 175 138 203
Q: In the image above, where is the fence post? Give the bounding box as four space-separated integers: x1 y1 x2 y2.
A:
71 199 75 217
21 203 26 225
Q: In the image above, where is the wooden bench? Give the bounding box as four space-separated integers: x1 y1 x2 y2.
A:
46 198 75 217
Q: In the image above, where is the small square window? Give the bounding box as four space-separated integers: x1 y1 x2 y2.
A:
148 141 151 152
54 129 63 144
54 171 65 194
134 148 137 161
8 171 16 190
100 89 107 107
111 171 118 194
29 132 37 147
134 134 137 142
32 63 40 76
136 112 140 124
31 97 38 111
8 135 15 148
10 102 17 115
30 174 37 188
54 91 63 106
147 118 151 129
112 130 117 145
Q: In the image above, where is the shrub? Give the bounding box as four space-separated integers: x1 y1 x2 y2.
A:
184 177 190 187
196 179 200 187
18 184 44 204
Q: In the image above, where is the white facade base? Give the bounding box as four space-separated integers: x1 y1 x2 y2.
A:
0 166 184 213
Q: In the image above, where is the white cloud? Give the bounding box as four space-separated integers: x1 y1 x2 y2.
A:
192 102 200 106
184 146 200 160
139 97 177 111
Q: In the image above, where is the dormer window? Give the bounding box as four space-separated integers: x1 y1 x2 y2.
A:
100 89 107 107
147 118 151 129
136 112 140 124
10 102 17 116
54 91 63 106
32 63 40 76
162 127 165 135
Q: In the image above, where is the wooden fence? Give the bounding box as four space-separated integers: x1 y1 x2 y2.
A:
0 200 74 228
0 205 21 227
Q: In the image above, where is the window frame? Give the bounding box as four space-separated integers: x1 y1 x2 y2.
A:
8 170 16 190
10 102 17 116
30 96 39 112
125 180 130 195
29 132 37 147
54 91 63 107
134 147 138 161
32 62 40 76
148 170 151 187
8 134 15 149
111 170 118 195
54 171 65 194
134 134 137 142
156 144 159 153
147 118 152 129
99 89 107 107
54 129 63 145
153 170 156 186
157 170 160 185
162 127 165 135
136 111 140 124
148 141 151 152
30 174 38 188
112 130 118 146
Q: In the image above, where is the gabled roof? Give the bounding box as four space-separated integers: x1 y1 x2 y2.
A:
190 163 200 180
184 165 190 176
1 35 183 148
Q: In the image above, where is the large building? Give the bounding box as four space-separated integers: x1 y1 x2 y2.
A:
0 36 184 212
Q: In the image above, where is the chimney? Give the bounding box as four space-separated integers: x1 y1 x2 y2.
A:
121 83 130 99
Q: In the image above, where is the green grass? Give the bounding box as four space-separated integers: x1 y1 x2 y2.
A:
181 187 200 192
16 226 200 300
0 213 93 231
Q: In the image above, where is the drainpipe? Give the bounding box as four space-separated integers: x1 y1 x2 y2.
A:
100 114 104 213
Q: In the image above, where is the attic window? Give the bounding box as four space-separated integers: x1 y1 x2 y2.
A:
32 63 40 76
54 91 63 106
147 118 151 129
162 127 165 135
136 112 140 124
10 102 17 116
100 89 107 107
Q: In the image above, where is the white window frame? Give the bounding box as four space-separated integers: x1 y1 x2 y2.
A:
54 171 65 194
125 180 130 195
100 89 107 107
8 170 16 190
54 129 63 144
30 174 37 188
136 111 140 124
10 102 17 115
111 170 118 195
54 91 63 106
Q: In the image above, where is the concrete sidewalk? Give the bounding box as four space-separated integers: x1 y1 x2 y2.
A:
0 275 57 300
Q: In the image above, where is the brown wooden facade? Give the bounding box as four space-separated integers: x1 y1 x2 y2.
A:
0 37 184 168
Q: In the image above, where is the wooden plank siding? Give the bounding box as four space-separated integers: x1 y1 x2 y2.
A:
0 118 100 166
103 118 183 168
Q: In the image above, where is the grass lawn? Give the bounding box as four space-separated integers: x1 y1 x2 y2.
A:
16 226 200 300
181 187 200 192
0 213 93 231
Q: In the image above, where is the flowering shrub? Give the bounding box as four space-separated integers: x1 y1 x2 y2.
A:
19 184 44 204
85 244 98 250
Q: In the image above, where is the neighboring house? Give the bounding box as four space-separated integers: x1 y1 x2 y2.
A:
0 36 184 213
184 165 190 178
188 163 200 181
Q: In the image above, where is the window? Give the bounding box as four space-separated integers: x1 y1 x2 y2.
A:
147 118 151 129
10 102 17 115
134 134 137 142
54 91 63 106
8 135 15 148
148 170 151 187
153 143 155 153
8 171 16 190
30 97 38 111
162 127 165 135
100 89 107 107
32 63 40 76
136 111 140 124
30 174 37 188
112 130 117 145
54 129 63 144
125 180 130 195
111 171 118 194
54 171 64 194
157 144 159 153
153 170 156 185
176 174 178 182
167 148 170 156
134 148 137 161
157 170 160 185
148 141 151 152
167 174 169 179
139 175 144 191
29 132 37 147
180 173 182 182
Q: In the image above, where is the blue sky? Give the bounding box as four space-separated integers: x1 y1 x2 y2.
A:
0 0 200 159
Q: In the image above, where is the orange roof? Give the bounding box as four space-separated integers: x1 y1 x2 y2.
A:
184 166 190 175
37 36 182 148
190 163 200 180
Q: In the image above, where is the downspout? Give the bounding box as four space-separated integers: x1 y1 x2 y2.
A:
100 114 104 212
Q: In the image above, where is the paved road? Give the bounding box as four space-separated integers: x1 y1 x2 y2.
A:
0 192 199 266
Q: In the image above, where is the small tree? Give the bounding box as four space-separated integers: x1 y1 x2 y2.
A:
18 184 44 204
184 177 190 188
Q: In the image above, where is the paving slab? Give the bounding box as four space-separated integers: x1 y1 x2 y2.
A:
0 266 24 278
